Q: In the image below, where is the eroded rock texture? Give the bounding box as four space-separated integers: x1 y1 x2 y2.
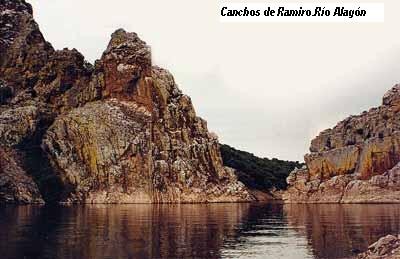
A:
0 0 252 203
357 235 400 259
284 85 400 203
0 147 43 203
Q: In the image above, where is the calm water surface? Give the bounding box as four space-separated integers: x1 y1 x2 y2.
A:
1 203 400 259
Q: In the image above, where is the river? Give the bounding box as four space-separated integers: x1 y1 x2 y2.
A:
1 203 399 258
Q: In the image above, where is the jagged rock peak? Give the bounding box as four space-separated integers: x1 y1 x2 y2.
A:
0 0 33 15
383 84 400 106
104 28 151 68
100 29 153 100
0 0 36 49
107 29 147 51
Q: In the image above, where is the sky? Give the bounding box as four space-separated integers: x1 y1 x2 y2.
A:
28 0 400 162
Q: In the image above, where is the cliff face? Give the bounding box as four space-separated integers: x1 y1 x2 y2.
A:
0 0 252 204
284 85 400 203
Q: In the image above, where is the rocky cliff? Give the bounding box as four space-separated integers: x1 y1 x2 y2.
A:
0 0 252 204
284 85 400 203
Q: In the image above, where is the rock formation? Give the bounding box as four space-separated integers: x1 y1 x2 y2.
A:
0 0 252 204
284 85 400 203
357 235 400 259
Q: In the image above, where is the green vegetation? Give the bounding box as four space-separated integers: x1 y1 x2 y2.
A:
220 144 303 190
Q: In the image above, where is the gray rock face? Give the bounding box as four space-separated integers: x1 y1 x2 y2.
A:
43 100 154 203
0 105 39 146
0 147 43 204
0 102 44 204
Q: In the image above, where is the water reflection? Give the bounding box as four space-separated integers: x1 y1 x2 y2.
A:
221 204 313 259
0 204 251 259
284 204 400 259
0 203 400 259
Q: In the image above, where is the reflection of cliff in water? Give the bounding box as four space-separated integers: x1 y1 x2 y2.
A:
221 203 314 259
0 204 252 259
284 204 400 258
4 204 400 259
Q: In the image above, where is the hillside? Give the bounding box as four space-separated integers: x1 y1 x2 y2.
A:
220 144 303 191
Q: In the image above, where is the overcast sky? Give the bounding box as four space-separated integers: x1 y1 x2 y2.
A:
29 0 400 161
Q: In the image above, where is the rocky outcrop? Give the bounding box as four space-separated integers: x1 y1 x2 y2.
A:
357 235 400 258
0 0 252 203
284 85 400 203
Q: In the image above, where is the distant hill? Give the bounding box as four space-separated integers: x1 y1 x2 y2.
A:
220 144 303 191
